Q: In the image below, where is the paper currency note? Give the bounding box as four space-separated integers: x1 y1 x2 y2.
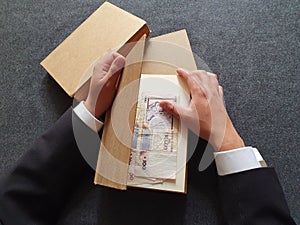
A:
145 97 175 130
132 95 178 152
127 150 164 185
133 131 177 152
134 150 177 180
128 94 179 182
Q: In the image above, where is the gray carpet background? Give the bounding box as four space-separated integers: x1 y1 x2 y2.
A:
0 0 299 224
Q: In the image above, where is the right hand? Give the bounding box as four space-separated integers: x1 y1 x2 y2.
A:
159 68 245 151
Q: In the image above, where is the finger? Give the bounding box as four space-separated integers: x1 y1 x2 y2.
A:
207 72 219 84
106 55 126 79
218 85 224 98
112 51 123 58
102 52 123 66
176 68 199 94
102 56 125 91
207 72 217 79
190 70 206 88
94 52 123 74
159 101 186 120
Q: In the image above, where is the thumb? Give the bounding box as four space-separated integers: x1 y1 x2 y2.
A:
159 101 187 120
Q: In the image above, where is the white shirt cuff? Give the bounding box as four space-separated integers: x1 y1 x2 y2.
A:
73 101 103 132
214 147 267 176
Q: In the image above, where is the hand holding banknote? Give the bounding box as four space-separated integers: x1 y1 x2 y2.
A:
159 69 245 151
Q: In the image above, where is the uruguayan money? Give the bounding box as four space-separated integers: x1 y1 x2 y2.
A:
127 94 179 184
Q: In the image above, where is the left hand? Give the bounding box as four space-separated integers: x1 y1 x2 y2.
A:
85 52 126 118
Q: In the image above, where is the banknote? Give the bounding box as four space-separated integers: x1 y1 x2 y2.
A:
133 131 177 152
128 94 179 183
132 95 178 151
127 151 164 185
127 176 164 185
145 96 176 130
133 150 177 180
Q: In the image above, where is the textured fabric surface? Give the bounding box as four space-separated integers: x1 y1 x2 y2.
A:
0 0 299 224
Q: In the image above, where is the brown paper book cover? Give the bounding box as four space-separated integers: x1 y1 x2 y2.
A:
41 2 150 97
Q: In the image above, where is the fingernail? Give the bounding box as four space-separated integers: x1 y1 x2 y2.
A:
112 52 121 58
177 68 190 76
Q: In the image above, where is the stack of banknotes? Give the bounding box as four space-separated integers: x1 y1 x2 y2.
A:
127 94 179 185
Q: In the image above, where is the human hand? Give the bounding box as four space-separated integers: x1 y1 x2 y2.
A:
159 69 245 151
84 52 125 118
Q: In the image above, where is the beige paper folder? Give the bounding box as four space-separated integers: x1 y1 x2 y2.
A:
41 2 150 97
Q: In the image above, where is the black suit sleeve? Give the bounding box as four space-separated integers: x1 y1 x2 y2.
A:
0 107 99 225
218 167 296 225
